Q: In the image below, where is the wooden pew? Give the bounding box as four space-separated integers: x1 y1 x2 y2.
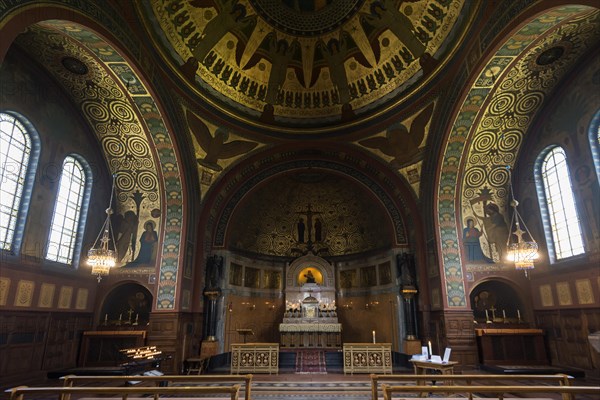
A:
6 384 241 400
379 384 599 400
370 373 573 400
60 374 253 400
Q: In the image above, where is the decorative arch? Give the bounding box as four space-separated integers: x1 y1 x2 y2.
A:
200 145 418 255
0 2 187 310
287 255 335 289
436 5 599 307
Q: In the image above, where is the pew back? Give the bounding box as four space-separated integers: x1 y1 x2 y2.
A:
370 374 573 400
61 374 252 400
6 384 241 400
379 384 598 400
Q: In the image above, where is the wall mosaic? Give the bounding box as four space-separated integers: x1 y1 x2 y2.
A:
227 172 393 256
143 0 467 125
17 24 162 267
437 5 599 307
1 0 188 310
212 156 409 252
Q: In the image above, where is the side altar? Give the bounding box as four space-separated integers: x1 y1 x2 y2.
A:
279 255 342 348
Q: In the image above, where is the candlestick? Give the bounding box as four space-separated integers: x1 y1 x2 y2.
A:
502 309 506 319
372 330 376 344
428 340 432 358
485 309 489 321
119 313 122 320
517 309 521 320
104 314 108 324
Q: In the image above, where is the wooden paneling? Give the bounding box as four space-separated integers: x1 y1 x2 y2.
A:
0 311 92 388
536 309 598 372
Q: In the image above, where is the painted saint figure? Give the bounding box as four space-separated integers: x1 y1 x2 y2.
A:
304 269 316 284
127 220 158 266
463 218 493 263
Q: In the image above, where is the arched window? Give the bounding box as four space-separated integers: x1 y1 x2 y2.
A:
537 146 585 261
45 156 91 265
0 112 39 252
589 109 600 184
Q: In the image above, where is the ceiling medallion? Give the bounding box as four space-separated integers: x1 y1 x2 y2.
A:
248 0 365 37
61 56 88 75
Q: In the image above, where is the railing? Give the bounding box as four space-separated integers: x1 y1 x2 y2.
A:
379 385 599 400
5 385 240 400
231 343 279 374
370 373 573 400
343 343 392 374
60 374 253 400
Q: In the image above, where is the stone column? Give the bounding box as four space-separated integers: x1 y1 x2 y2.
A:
203 289 221 341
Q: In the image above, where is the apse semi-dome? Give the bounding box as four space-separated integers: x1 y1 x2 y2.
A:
140 0 470 131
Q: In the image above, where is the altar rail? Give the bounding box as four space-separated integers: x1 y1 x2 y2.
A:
231 343 279 374
343 343 392 374
5 385 240 400
61 374 253 400
379 385 599 400
369 374 574 400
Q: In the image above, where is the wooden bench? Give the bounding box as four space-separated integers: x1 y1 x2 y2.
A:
60 374 253 400
370 373 573 400
5 385 241 400
379 384 599 400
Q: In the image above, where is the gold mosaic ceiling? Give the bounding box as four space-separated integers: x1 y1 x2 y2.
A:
141 0 469 129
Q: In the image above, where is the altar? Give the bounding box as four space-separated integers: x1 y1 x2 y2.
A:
278 255 342 348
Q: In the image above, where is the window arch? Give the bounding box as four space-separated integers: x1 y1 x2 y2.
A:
45 155 92 265
0 112 40 252
589 109 600 185
536 146 585 262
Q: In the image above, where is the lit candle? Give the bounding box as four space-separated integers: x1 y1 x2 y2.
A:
428 340 432 357
372 330 376 343
485 309 489 320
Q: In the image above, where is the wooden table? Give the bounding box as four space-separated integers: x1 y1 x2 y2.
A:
410 359 459 396
410 359 458 375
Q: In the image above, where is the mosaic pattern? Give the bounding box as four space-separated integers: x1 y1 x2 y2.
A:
227 173 393 256
437 5 599 307
0 1 186 309
143 0 467 125
212 156 409 250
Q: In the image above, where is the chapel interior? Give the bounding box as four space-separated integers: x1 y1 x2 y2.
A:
0 0 599 390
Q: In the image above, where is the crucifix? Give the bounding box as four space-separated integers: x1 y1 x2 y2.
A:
296 204 322 243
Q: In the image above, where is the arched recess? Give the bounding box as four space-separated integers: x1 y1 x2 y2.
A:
469 279 525 322
435 4 599 308
100 282 154 325
0 2 188 310
195 144 426 303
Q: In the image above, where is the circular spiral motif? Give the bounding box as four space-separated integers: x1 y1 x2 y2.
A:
109 100 135 122
136 170 158 192
472 130 496 153
497 130 521 152
464 166 487 188
102 136 127 158
488 166 509 187
141 158 154 169
147 192 159 202
127 136 150 158
463 187 476 199
82 100 109 122
116 170 136 192
489 92 517 115
515 91 543 114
